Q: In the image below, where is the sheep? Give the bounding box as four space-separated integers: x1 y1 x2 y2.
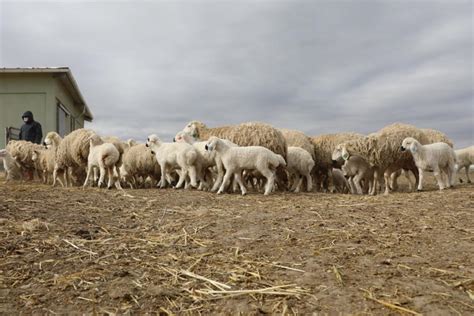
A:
146 134 198 189
311 132 364 192
205 136 286 195
0 149 22 182
120 143 161 189
52 128 96 187
31 148 56 184
181 121 288 190
5 140 44 180
455 145 474 183
401 137 456 191
279 128 315 158
286 146 315 192
421 128 454 148
332 168 351 193
334 123 429 195
340 155 375 194
83 134 122 189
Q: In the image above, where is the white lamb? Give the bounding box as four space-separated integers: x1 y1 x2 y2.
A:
83 134 122 189
332 168 351 193
340 155 375 194
205 136 286 195
455 145 474 184
146 134 198 189
286 146 315 192
401 137 456 191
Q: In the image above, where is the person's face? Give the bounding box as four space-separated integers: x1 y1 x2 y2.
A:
23 117 29 123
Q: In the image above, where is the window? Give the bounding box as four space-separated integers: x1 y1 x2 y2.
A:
57 103 72 137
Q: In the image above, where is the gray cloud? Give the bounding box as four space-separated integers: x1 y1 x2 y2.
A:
1 0 472 147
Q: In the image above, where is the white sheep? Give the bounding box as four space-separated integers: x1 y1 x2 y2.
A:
83 134 122 189
174 131 239 191
340 155 375 194
0 149 22 182
205 136 286 195
454 145 473 183
401 137 456 191
146 134 198 189
331 168 351 194
286 146 315 192
31 148 56 184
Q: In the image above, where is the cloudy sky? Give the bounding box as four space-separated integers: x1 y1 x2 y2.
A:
1 0 473 147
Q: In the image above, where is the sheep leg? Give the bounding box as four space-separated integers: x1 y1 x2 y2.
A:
98 165 107 188
218 169 233 194
188 166 198 188
211 160 225 192
403 170 414 192
107 167 114 189
383 171 391 195
159 163 168 188
175 169 187 189
305 172 313 192
370 170 379 195
294 175 303 193
234 171 247 195
261 168 275 195
83 165 92 189
466 165 471 183
433 167 445 190
417 168 424 191
347 177 356 194
353 173 364 195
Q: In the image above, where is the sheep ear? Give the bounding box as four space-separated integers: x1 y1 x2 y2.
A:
410 144 417 153
342 152 349 161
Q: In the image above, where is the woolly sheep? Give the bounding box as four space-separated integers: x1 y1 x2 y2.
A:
401 137 456 191
311 132 364 191
286 146 315 192
31 148 56 184
52 129 95 187
205 136 286 195
0 149 22 182
335 123 429 195
421 128 454 148
5 140 43 175
455 145 474 183
83 134 122 189
146 134 198 189
120 143 161 189
279 128 315 159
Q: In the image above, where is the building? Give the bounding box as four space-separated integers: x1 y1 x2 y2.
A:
0 67 93 149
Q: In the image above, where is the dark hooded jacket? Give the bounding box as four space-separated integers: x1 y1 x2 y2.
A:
19 111 43 144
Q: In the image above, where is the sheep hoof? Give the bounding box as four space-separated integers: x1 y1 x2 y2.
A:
416 189 423 192
107 186 112 190
217 190 223 195
468 180 471 184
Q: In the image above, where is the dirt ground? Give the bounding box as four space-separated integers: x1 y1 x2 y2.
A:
0 172 473 315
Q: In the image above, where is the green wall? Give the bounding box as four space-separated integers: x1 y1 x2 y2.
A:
0 72 87 149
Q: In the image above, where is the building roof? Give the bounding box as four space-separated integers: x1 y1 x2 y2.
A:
0 67 93 121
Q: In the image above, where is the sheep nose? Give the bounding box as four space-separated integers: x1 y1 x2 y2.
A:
205 145 208 150
400 146 405 151
332 159 337 164
172 138 176 142
151 151 155 155
145 143 149 147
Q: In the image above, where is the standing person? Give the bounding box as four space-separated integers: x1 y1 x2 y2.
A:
19 111 43 144
19 111 43 181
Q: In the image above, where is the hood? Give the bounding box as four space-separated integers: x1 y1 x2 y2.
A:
22 111 33 122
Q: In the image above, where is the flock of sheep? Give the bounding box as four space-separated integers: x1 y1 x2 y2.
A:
1 121 473 196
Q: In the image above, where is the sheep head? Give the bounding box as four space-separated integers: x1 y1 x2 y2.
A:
146 134 161 149
401 137 420 153
205 136 220 152
44 132 62 148
182 121 206 139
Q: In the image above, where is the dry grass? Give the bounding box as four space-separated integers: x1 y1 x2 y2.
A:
0 171 473 314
